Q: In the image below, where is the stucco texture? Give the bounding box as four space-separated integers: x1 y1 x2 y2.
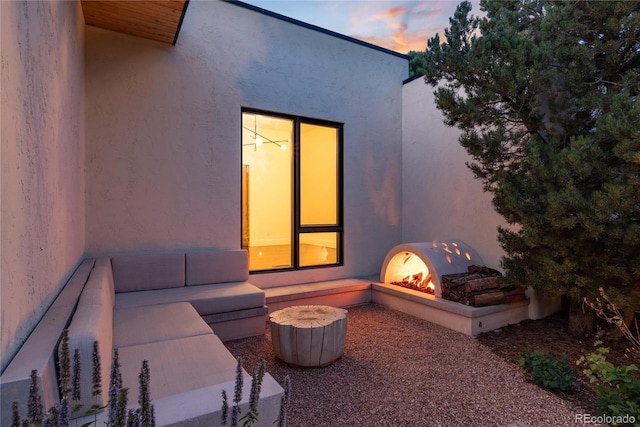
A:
402 78 508 270
1 0 85 371
84 1 407 287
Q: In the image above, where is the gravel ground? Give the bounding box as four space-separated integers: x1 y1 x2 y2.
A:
225 303 602 427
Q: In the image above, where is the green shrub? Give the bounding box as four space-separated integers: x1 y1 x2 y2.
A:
578 343 640 423
516 349 579 392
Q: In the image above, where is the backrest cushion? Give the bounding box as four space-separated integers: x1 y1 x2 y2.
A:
93 257 115 307
63 264 113 411
111 253 185 293
185 250 249 286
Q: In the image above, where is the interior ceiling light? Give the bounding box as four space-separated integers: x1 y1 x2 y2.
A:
242 115 288 151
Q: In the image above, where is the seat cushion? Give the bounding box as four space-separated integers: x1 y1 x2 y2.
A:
113 302 213 348
118 334 239 400
114 282 265 316
112 253 185 293
185 250 249 286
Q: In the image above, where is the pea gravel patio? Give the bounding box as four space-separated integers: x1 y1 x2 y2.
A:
225 304 603 427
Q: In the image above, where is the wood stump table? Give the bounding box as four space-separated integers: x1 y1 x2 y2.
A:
269 305 348 367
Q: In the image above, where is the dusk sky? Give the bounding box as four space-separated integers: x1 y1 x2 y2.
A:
242 0 482 54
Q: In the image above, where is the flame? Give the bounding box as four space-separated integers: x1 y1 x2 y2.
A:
446 254 452 263
427 281 435 291
452 242 458 247
464 251 471 260
455 248 461 255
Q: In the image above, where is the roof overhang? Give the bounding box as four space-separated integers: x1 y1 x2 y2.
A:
81 0 189 45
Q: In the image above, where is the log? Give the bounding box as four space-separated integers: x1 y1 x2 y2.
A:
270 305 348 367
463 277 502 293
469 291 506 307
442 273 482 288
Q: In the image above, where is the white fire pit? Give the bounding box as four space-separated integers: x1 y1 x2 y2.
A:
373 240 530 336
380 241 481 297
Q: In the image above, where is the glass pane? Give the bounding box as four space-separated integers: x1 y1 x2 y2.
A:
299 232 339 267
300 123 338 226
242 112 293 270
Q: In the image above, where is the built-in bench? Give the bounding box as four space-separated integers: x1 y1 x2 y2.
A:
1 250 283 427
111 250 268 341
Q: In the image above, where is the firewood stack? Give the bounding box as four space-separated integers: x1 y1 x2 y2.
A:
441 265 527 307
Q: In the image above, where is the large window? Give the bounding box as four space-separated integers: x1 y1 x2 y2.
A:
241 109 343 272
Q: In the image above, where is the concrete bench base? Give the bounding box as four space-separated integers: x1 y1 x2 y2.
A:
372 282 530 336
264 277 532 338
202 306 268 341
265 278 371 313
75 374 284 427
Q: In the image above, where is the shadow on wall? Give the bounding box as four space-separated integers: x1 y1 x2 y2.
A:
401 77 511 270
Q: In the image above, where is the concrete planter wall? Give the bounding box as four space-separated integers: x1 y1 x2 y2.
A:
0 0 85 371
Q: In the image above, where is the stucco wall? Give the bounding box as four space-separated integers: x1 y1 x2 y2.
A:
402 77 507 270
85 1 407 287
1 0 85 372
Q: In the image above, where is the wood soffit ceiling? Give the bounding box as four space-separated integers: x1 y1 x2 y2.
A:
81 1 190 45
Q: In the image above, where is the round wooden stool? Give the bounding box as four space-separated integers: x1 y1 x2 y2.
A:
269 305 348 367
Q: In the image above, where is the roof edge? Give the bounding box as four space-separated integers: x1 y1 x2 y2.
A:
225 0 410 60
403 73 424 85
172 0 190 45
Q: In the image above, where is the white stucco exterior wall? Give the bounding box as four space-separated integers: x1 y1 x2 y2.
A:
401 77 508 270
1 0 85 371
85 1 407 287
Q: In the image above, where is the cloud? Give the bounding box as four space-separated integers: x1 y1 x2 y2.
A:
346 1 451 52
342 0 456 53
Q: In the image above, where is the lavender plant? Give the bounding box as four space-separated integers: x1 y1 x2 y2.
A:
276 375 290 427
91 342 102 405
27 369 44 425
220 358 288 427
58 397 69 427
229 357 244 427
137 360 154 427
15 337 287 427
71 348 82 424
12 401 21 427
107 349 123 427
115 388 129 427
58 331 71 398
221 390 229 425
240 360 265 426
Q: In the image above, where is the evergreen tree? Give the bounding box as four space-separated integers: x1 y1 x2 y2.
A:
407 50 427 77
422 0 640 334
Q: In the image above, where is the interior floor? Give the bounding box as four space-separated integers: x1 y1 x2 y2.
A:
247 244 337 271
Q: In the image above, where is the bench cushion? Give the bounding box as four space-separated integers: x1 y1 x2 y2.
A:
64 264 114 410
114 282 265 316
112 253 185 293
113 302 213 348
185 250 249 286
118 334 239 400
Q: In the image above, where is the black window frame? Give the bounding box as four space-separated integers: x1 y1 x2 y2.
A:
241 107 344 273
